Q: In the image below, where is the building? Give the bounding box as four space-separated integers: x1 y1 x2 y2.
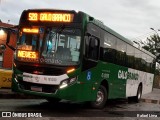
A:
0 21 17 69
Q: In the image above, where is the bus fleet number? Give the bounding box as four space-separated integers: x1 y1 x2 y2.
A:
101 73 109 79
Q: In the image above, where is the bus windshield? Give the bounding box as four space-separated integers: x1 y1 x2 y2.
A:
17 27 81 66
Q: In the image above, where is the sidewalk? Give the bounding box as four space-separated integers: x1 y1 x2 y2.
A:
141 88 160 104
0 88 160 103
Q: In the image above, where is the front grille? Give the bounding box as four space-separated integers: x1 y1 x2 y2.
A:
19 81 59 93
17 65 65 75
15 61 67 76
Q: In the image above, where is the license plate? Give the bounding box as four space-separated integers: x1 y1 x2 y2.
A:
31 86 42 92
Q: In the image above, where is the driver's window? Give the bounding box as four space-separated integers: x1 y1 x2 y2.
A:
86 36 99 60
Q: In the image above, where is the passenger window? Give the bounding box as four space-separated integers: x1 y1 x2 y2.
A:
103 33 117 63
147 56 152 72
116 40 126 66
135 49 142 70
142 53 147 71
126 45 135 68
104 33 116 49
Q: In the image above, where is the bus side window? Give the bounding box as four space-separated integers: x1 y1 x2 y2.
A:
126 45 135 68
116 39 126 66
151 59 156 73
147 56 152 72
141 53 147 72
103 33 117 64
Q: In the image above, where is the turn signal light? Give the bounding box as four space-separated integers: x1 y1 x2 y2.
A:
67 68 75 74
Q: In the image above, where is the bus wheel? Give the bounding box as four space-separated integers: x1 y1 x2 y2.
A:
135 85 142 102
90 85 107 109
46 98 61 103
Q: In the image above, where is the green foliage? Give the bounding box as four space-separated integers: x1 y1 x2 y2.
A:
155 69 160 75
139 34 160 74
140 34 160 62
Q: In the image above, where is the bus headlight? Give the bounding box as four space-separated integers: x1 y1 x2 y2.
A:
59 80 68 89
59 77 77 89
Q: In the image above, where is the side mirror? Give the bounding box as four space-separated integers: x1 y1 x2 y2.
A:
0 44 6 52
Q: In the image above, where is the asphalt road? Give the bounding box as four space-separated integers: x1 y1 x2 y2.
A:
0 99 160 120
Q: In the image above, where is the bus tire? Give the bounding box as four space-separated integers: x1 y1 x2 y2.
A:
90 85 107 109
135 85 142 102
46 98 61 103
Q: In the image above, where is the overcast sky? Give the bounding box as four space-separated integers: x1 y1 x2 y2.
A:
0 0 160 41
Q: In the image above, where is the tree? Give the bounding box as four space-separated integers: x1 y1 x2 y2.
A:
139 34 160 74
140 34 160 62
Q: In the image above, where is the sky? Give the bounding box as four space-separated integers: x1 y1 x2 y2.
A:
0 0 160 41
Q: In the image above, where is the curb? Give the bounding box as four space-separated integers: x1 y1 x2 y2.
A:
141 98 160 104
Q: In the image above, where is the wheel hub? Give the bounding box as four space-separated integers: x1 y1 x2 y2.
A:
96 90 104 105
138 89 141 99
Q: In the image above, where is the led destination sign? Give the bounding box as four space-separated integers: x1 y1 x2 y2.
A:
18 50 37 59
28 12 74 22
22 28 39 33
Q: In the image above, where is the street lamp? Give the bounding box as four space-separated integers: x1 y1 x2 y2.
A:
150 28 159 37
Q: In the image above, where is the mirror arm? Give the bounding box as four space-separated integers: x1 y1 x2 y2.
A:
9 25 19 29
0 26 17 51
6 30 16 51
6 42 16 51
6 29 16 51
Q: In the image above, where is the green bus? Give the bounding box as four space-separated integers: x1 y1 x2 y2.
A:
1 9 156 108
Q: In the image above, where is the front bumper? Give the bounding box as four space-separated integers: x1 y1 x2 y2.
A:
11 77 87 102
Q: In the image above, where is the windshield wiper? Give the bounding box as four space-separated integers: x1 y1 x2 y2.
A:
50 24 65 38
56 24 65 34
